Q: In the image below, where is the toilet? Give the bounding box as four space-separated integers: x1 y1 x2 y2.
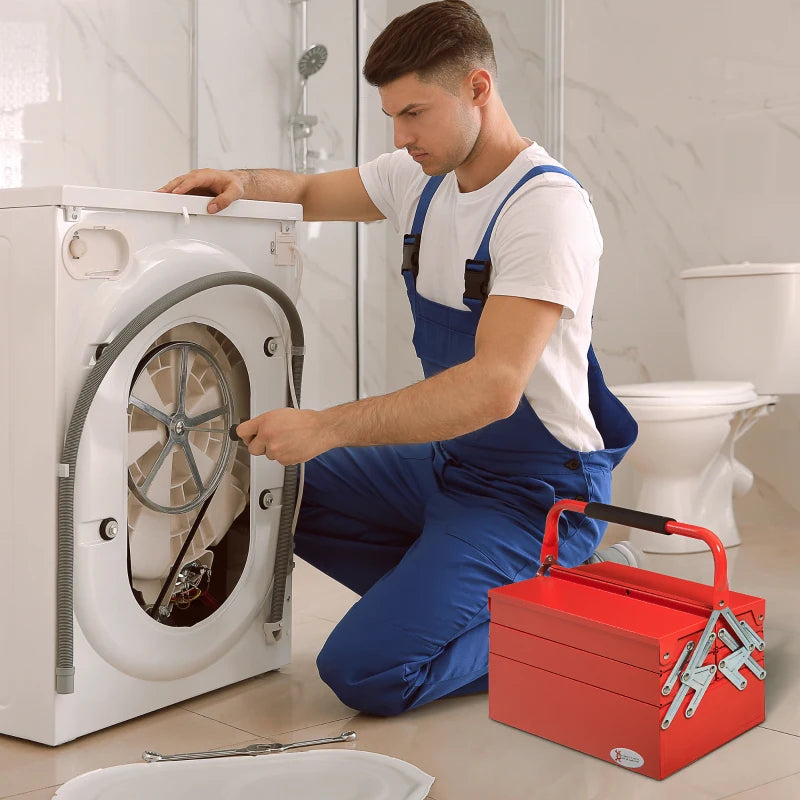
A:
611 262 800 553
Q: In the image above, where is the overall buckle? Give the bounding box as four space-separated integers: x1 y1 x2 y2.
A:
402 233 421 279
463 258 491 306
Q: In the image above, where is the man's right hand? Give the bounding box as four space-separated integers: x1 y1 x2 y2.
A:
156 168 249 214
157 166 383 223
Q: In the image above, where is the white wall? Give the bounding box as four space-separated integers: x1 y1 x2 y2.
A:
564 0 800 514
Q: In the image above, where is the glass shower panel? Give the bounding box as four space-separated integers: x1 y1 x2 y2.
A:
357 0 548 399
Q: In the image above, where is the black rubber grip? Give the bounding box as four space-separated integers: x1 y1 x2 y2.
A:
229 424 241 442
583 502 674 535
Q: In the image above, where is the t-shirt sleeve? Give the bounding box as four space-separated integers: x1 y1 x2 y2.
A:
358 149 427 234
488 181 603 320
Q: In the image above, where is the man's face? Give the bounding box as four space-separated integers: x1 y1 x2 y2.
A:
379 72 481 176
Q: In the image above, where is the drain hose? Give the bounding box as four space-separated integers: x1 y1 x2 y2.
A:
57 272 304 694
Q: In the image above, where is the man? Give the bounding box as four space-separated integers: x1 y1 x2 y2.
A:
159 0 638 716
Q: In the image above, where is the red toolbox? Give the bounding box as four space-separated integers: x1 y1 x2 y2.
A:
488 500 766 780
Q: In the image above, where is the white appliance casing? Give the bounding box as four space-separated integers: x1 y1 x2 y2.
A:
0 187 302 745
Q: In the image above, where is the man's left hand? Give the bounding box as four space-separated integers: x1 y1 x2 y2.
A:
236 408 333 465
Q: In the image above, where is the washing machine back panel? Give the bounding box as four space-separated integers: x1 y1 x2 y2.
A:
0 190 300 744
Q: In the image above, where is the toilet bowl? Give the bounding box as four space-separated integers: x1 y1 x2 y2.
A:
606 262 800 553
611 381 776 553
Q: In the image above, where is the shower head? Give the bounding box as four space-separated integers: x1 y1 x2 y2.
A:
298 44 328 79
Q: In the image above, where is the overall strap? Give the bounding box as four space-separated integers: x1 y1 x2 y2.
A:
401 175 446 279
464 165 582 311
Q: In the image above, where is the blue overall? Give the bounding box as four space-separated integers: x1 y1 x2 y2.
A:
293 166 637 716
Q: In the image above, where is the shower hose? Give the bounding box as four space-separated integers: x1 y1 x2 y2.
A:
56 272 304 694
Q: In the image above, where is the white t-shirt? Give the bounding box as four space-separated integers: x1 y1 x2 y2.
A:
358 142 605 452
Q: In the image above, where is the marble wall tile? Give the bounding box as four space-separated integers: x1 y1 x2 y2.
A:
0 0 192 190
197 0 357 411
196 0 293 173
564 0 800 512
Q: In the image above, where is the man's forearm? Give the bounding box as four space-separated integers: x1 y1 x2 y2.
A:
319 359 517 450
233 168 309 205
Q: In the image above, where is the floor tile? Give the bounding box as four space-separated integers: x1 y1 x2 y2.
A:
181 615 355 738
240 701 800 800
3 488 799 799
0 708 253 799
760 627 800 737
290 558 359 622
718 769 800 799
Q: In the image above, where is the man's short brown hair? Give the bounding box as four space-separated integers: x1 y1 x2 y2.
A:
363 0 497 92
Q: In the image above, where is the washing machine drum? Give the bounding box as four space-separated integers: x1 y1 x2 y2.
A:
126 322 251 615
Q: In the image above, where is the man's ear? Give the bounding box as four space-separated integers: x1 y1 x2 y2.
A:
470 68 492 107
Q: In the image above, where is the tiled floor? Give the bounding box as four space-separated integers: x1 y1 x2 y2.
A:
1 482 798 799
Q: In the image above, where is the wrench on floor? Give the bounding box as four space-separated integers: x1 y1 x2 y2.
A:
143 730 357 762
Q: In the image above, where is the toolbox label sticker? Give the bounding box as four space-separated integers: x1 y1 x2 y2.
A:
610 748 645 769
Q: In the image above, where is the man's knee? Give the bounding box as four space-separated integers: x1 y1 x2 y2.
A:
315 626 412 717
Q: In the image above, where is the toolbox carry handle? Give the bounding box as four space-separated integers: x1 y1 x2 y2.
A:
540 500 731 610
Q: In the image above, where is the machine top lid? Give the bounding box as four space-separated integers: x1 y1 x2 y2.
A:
610 381 758 406
680 262 800 279
0 185 303 221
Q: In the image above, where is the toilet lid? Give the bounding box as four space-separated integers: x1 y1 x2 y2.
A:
611 381 758 406
53 749 435 800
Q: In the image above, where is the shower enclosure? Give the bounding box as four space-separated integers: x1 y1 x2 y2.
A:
289 0 328 173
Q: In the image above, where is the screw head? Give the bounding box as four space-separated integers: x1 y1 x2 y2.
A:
100 517 118 540
259 490 274 510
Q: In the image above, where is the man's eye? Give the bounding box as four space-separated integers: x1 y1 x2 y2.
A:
407 111 419 118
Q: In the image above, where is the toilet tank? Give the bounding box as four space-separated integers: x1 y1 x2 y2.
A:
680 263 800 395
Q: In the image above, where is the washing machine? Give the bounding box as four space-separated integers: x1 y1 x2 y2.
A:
0 186 304 745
